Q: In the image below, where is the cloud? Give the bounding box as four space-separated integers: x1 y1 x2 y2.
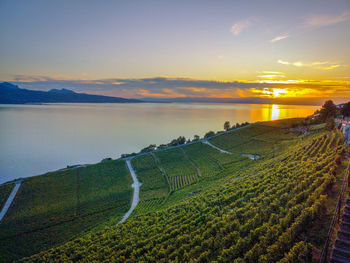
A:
267 10 350 44
257 71 285 79
277 59 290 65
270 34 289 43
306 10 350 28
8 75 350 103
230 18 255 36
293 62 303 67
277 59 343 70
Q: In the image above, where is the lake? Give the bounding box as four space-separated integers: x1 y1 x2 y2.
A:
0 103 318 184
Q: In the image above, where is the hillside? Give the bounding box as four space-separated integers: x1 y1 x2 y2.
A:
0 82 142 104
0 119 347 262
0 160 133 262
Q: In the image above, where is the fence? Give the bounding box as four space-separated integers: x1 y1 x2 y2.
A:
319 157 350 262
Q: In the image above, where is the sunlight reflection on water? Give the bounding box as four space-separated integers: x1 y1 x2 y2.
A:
0 103 318 183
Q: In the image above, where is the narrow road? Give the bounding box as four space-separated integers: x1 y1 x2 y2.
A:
118 159 141 224
202 140 231 154
0 180 22 222
242 154 260 160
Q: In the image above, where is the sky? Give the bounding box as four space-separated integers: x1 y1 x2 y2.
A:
0 0 349 104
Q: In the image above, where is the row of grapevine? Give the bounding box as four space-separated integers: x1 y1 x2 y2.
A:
168 173 200 191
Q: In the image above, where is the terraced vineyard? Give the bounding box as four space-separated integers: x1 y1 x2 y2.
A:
181 143 223 177
155 148 200 191
131 154 169 215
0 160 133 262
210 123 296 157
22 120 348 262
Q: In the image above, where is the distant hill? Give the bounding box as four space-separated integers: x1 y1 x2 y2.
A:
0 82 142 104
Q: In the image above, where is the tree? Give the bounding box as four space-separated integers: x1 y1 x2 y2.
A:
204 131 215 138
177 136 186 145
319 100 336 122
341 102 350 117
141 144 156 153
224 121 231 131
193 135 200 141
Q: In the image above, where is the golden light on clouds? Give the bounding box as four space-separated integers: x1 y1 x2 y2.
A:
277 59 344 70
260 88 288 97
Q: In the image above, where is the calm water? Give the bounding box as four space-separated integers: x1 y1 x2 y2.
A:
0 103 318 184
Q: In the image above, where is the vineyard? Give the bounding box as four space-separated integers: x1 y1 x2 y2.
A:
210 123 296 157
131 154 168 215
21 120 348 262
0 160 133 262
0 183 14 211
154 148 200 191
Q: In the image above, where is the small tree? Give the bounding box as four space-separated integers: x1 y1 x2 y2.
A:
193 135 200 141
341 101 350 117
319 100 337 122
177 136 186 145
224 121 230 131
204 131 215 138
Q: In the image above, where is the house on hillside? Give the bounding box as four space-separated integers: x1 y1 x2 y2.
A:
344 124 350 144
336 118 350 144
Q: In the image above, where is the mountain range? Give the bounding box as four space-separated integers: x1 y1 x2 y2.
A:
0 82 142 104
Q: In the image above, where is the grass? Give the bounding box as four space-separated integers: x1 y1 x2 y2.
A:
0 159 132 262
310 123 327 131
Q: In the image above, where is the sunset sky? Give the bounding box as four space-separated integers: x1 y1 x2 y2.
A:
0 0 349 104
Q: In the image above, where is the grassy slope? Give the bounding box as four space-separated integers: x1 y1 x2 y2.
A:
0 160 132 262
1 119 345 262
23 120 348 262
0 183 14 211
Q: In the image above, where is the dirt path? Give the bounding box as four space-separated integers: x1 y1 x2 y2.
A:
202 140 232 154
118 159 141 224
0 180 22 221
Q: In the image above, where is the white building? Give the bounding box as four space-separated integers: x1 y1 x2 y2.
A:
336 118 350 144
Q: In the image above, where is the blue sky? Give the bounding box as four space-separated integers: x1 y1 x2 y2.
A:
0 0 349 102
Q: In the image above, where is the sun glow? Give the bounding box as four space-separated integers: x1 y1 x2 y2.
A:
273 88 288 97
261 88 288 97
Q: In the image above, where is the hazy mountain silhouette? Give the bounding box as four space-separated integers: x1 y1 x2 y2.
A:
0 82 142 104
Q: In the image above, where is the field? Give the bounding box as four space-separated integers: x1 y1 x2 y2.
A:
22 120 348 262
154 148 199 191
0 183 14 211
0 160 132 262
131 154 169 215
210 123 296 157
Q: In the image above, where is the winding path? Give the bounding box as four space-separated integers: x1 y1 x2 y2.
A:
118 159 141 224
0 180 22 221
117 124 253 224
202 140 231 154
